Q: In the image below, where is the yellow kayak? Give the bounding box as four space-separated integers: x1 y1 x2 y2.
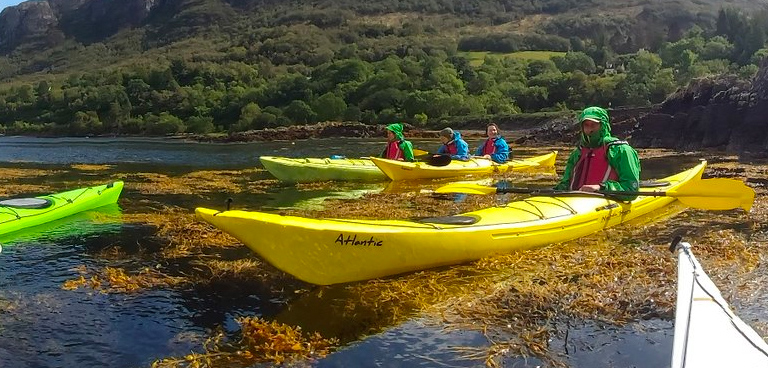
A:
370 151 557 181
196 162 705 285
260 156 387 183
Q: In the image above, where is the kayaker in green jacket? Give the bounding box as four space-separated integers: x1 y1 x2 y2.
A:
554 106 641 200
381 123 415 162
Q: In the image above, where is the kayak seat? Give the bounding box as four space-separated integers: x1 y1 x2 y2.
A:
417 215 480 225
0 198 54 209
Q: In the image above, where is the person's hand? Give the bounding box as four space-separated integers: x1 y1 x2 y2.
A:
579 184 601 192
482 154 491 159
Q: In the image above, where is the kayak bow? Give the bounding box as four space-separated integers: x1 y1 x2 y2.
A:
671 239 768 367
0 181 123 237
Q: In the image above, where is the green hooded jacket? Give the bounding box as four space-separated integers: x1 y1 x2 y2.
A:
381 123 415 162
554 106 641 200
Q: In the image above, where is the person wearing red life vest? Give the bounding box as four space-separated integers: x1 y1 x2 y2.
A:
554 106 641 200
436 128 470 161
380 123 415 162
474 123 510 163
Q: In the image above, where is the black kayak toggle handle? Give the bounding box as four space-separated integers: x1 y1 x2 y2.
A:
669 235 683 253
226 197 233 211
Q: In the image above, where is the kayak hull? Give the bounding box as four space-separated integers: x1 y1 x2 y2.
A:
196 163 704 285
0 181 124 236
260 156 386 183
671 241 768 367
370 151 557 181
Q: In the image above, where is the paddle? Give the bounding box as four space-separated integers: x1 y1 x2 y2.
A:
435 178 755 211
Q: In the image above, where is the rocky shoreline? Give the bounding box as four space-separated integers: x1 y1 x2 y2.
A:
189 121 501 144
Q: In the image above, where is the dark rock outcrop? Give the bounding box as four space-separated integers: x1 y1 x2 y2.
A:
514 106 652 145
630 61 768 156
0 0 157 51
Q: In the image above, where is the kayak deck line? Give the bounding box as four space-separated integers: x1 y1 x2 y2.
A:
0 187 93 222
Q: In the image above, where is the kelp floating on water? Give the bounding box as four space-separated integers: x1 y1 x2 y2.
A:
117 169 271 195
62 265 187 293
60 205 299 295
70 164 113 171
123 206 242 257
151 317 337 368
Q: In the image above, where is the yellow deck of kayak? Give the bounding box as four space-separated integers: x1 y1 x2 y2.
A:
370 151 557 180
260 156 386 183
196 161 706 285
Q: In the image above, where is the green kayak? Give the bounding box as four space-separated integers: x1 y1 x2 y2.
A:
0 181 124 237
260 156 386 183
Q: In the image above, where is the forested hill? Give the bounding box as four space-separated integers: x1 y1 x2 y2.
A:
0 0 766 136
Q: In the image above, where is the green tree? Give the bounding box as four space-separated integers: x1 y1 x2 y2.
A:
413 112 428 126
70 111 103 135
701 36 735 61
186 116 215 134
145 113 186 135
231 103 261 132
526 59 558 78
515 86 549 112
552 52 596 74
283 100 316 124
617 50 672 105
312 92 347 122
17 85 35 104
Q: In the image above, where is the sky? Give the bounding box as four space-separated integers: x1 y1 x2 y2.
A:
0 0 26 12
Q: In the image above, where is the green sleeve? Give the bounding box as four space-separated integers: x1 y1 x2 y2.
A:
400 140 415 162
602 144 641 200
554 149 581 190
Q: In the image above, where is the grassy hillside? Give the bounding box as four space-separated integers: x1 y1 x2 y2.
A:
459 51 567 66
1 0 764 80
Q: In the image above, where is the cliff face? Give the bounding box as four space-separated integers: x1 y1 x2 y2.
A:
0 0 157 50
0 1 59 50
630 61 768 156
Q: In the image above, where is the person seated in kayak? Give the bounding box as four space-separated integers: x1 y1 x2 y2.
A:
436 128 470 161
474 123 509 163
381 123 415 162
554 106 641 200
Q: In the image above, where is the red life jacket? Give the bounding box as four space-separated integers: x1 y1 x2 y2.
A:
443 140 457 155
384 140 404 160
569 141 626 190
481 138 496 155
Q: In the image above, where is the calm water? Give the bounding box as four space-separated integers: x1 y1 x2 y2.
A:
0 136 756 368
